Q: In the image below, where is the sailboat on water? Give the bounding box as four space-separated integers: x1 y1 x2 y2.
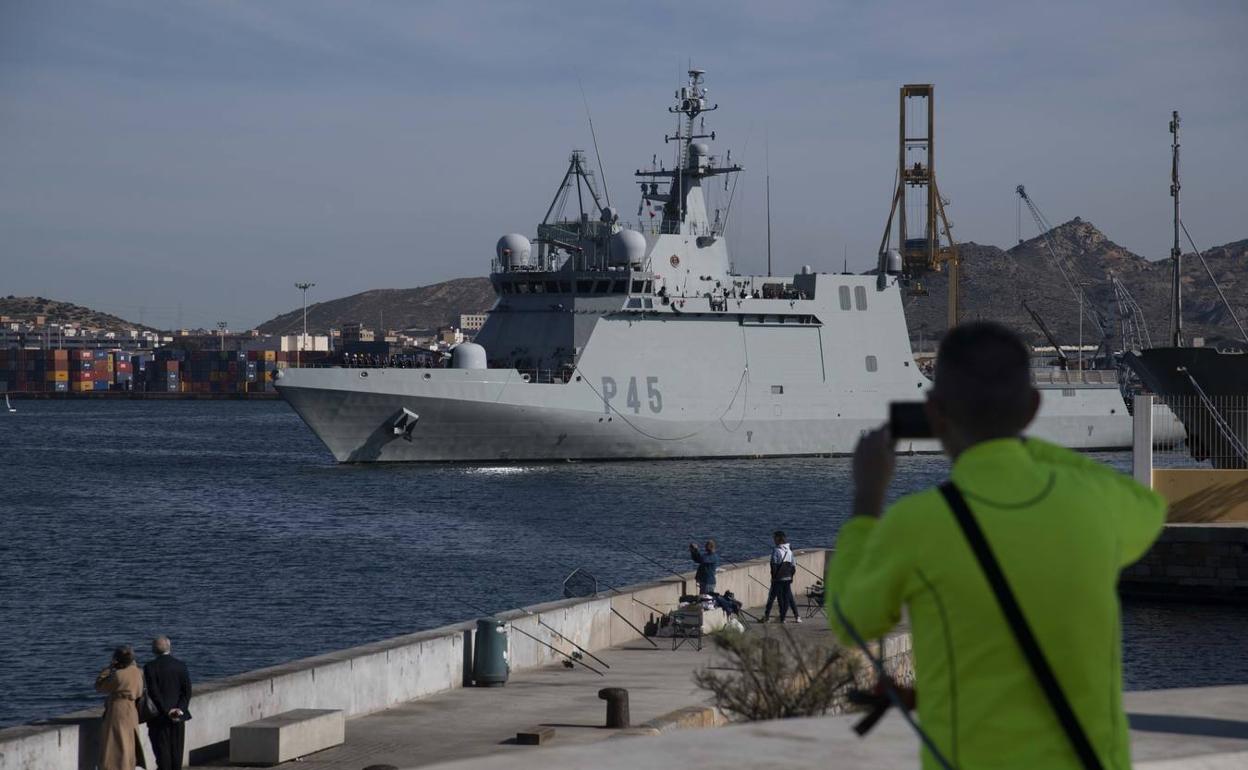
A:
5 393 14 413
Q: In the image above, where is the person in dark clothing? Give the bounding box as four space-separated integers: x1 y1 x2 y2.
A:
762 530 801 623
688 539 721 595
143 635 192 770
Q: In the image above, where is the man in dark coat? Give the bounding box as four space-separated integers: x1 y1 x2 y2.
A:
688 539 721 595
143 635 192 770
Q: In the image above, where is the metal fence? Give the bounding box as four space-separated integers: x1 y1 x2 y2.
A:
1150 395 1248 470
1031 368 1119 386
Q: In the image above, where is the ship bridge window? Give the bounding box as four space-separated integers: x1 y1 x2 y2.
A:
854 286 868 310
631 279 646 293
865 355 878 372
576 279 593 293
594 280 610 293
643 298 654 308
545 280 560 293
626 297 643 309
516 282 531 294
644 280 653 293
531 282 545 293
611 279 628 293
559 281 572 293
839 285 852 311
501 283 514 294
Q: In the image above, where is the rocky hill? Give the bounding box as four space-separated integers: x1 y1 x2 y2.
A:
249 221 1248 349
898 219 1247 350
0 296 151 332
255 277 495 337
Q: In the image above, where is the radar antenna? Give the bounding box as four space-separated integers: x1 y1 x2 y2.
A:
635 69 740 234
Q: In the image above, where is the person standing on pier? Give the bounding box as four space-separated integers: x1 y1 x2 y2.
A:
763 531 800 623
94 645 144 770
689 539 721 595
144 635 193 770
826 322 1166 769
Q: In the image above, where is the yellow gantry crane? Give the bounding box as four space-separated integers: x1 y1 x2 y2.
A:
876 84 961 329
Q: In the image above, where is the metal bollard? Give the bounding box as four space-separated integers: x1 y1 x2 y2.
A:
598 687 630 728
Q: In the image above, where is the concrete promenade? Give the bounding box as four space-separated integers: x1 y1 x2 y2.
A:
422 684 1248 770
177 609 1248 770
186 604 868 769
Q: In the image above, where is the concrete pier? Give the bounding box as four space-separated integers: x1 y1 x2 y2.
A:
179 599 894 768
0 550 829 770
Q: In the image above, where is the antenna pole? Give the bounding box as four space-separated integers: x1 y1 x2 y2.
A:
1169 110 1182 348
766 173 772 277
579 80 611 208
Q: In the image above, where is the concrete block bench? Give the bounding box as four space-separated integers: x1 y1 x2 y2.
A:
229 708 345 766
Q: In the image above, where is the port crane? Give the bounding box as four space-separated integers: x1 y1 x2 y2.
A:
877 85 961 329
1022 299 1070 369
1111 275 1153 353
1015 185 1112 363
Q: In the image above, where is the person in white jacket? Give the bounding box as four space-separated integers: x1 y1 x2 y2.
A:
762 531 801 623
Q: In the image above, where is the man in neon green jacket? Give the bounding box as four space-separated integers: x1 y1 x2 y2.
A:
826 322 1166 769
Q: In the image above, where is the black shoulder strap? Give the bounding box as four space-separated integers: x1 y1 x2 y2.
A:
938 482 1103 770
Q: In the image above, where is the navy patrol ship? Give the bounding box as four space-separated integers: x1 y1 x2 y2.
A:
277 70 1136 462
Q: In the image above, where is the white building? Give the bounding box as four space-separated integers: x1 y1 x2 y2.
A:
459 313 487 333
244 334 330 353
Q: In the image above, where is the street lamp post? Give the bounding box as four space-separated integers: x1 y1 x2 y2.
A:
217 321 228 352
295 282 315 368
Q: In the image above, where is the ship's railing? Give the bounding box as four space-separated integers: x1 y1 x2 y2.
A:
1150 394 1248 470
514 368 574 384
1030 368 1118 386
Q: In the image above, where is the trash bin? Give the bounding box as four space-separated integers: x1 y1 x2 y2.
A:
472 618 509 686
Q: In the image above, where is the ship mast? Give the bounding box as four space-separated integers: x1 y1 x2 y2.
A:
635 69 740 234
1169 110 1183 348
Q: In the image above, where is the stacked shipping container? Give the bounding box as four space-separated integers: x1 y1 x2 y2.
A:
0 348 70 393
3 347 330 395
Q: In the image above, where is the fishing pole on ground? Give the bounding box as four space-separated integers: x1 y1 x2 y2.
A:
555 562 660 649
463 600 605 676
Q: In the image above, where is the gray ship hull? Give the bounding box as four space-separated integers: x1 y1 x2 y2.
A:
277 285 1138 462
281 382 1132 463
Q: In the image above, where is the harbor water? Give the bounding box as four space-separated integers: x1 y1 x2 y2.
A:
1 400 1246 728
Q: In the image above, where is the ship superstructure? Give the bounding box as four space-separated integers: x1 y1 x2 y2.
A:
276 70 1136 462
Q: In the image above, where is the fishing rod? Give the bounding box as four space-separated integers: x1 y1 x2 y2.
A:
831 596 953 770
555 562 660 649
464 601 605 677
512 604 611 670
791 555 825 581
620 545 692 585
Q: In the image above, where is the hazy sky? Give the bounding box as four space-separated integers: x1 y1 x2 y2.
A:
2 1 1245 329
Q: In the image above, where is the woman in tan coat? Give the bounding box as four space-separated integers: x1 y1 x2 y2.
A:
95 645 145 770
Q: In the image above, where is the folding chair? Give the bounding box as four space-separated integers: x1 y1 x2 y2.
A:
804 582 827 619
671 606 704 651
